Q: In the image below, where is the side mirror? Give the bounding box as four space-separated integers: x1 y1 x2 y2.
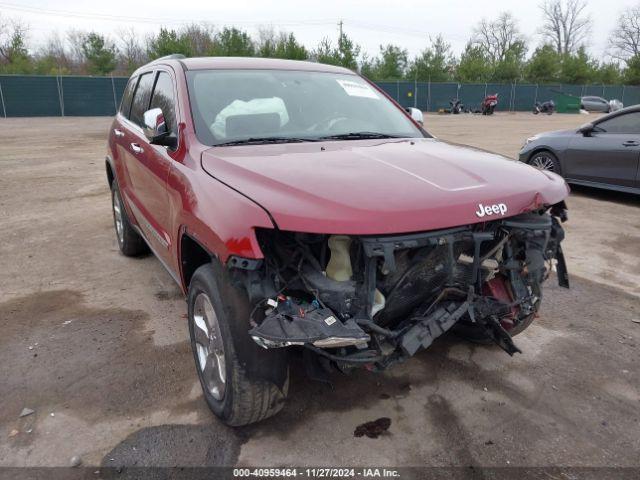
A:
406 107 424 125
578 123 594 136
143 108 176 147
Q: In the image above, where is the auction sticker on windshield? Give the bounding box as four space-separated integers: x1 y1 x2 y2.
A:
336 79 380 99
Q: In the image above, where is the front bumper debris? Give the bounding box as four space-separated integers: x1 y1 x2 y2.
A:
232 203 569 370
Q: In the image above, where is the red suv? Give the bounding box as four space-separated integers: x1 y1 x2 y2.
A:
107 55 570 426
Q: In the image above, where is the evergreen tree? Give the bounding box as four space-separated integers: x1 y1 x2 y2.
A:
455 43 492 82
81 33 117 75
407 35 453 82
559 46 596 84
147 28 192 59
210 27 255 57
525 44 561 83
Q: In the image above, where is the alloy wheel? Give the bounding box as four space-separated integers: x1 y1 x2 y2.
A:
530 154 555 172
112 191 124 244
192 292 227 400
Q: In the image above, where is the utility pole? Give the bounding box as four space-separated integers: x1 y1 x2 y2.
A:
338 20 343 38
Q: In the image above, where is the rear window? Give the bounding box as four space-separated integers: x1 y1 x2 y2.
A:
129 72 154 127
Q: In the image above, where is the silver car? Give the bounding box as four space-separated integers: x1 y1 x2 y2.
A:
580 96 623 113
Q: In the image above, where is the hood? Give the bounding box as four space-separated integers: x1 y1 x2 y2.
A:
537 129 577 137
201 138 569 235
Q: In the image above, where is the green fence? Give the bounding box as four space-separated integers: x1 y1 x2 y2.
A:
1 74 639 117
0 75 128 117
377 80 640 112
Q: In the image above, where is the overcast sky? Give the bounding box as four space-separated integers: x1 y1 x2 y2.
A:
0 0 634 59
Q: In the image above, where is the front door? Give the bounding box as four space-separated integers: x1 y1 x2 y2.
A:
121 70 175 263
564 111 640 188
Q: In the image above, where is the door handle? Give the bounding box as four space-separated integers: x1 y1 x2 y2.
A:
622 140 639 147
130 143 144 154
113 128 124 137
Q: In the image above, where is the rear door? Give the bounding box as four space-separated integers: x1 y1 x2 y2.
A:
111 75 137 190
564 111 640 188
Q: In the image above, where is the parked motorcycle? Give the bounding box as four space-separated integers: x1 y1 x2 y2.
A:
533 100 555 115
449 98 463 114
481 93 498 115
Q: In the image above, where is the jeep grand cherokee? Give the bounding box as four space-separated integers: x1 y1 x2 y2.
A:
106 55 570 426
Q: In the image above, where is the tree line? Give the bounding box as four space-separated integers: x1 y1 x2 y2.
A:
2 0 640 85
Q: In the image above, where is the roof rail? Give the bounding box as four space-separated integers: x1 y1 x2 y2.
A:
152 54 186 62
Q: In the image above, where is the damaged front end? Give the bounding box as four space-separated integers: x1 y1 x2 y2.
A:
228 202 569 371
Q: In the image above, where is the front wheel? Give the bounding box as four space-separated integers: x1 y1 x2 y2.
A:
188 262 289 426
528 150 561 175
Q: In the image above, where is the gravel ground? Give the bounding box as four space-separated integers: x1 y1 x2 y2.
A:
0 113 638 470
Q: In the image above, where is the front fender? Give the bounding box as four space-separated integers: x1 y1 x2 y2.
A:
168 158 275 266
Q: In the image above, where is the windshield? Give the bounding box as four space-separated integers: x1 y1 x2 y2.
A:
186 69 426 146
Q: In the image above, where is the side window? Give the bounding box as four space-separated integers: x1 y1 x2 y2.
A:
119 76 137 118
597 112 640 134
129 72 154 127
149 71 177 135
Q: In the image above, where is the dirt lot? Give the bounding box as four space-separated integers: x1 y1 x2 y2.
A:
1 113 639 470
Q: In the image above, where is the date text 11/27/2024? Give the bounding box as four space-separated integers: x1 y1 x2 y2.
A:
232 468 401 478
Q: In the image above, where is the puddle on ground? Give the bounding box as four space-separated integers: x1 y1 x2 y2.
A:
353 417 391 439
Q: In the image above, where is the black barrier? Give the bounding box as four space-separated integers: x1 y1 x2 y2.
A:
1 74 639 117
60 76 118 116
0 75 62 117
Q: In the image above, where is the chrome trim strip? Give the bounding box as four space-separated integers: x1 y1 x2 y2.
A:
131 224 182 288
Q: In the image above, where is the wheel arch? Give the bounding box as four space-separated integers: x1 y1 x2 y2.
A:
105 155 115 188
527 147 562 174
180 232 216 291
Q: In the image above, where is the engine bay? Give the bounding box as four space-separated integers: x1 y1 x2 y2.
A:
229 202 569 371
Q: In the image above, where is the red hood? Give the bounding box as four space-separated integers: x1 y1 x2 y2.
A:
201 138 569 235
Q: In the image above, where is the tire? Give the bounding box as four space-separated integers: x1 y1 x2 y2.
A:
111 181 148 257
188 262 289 426
528 150 561 175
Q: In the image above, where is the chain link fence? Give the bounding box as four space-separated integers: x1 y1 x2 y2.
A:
1 74 639 117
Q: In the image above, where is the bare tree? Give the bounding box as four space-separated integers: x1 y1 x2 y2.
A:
35 31 74 72
180 23 215 56
609 5 640 62
473 12 525 62
116 27 147 72
540 0 591 55
41 32 69 61
256 26 278 56
66 29 88 70
0 15 29 63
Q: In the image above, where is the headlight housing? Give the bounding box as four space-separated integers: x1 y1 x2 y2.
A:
523 134 540 147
